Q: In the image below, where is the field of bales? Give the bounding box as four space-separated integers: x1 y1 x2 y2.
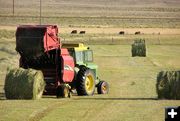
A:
0 34 180 121
0 0 180 121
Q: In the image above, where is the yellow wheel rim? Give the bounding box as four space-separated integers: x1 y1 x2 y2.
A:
64 87 69 97
85 75 94 93
102 85 107 91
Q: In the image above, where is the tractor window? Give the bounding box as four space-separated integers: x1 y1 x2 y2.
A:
75 51 84 63
84 50 93 62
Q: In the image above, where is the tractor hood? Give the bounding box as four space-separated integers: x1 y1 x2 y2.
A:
86 63 98 70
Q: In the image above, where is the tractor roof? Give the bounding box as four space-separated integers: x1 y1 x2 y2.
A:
62 43 89 51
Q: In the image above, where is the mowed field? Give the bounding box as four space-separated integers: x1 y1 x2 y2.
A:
0 0 180 121
0 32 180 121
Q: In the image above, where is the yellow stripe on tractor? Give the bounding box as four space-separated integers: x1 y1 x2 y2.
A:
62 43 89 51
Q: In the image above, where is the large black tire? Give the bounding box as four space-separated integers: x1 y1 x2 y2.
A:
56 84 70 98
76 66 95 96
97 81 109 94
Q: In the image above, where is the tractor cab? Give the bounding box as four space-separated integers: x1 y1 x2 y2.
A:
62 43 98 78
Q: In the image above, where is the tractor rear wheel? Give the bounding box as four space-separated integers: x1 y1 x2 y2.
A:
56 84 70 98
76 66 95 96
97 81 109 94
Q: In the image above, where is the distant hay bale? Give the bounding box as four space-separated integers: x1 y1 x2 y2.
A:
4 68 45 99
135 31 141 35
156 71 180 99
131 39 146 57
119 31 125 35
71 30 77 34
79 31 86 34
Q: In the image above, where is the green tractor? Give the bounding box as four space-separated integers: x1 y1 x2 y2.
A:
62 43 109 96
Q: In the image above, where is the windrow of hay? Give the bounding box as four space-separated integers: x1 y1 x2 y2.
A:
156 71 180 100
0 46 17 55
4 68 45 99
0 29 15 39
131 39 146 57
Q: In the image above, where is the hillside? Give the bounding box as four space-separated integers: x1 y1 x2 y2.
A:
0 0 179 28
1 0 180 7
0 0 180 17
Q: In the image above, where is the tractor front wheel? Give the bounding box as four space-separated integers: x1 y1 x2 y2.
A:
76 66 95 96
97 81 109 94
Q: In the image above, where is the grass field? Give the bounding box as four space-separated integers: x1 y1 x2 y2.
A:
0 35 180 121
0 0 180 121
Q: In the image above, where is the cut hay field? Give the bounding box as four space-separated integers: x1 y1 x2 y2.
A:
0 0 180 28
0 33 180 121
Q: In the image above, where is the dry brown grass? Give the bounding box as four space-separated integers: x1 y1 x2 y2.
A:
60 27 180 34
1 26 180 35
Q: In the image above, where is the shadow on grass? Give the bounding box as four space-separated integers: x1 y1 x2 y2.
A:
0 92 158 101
75 97 158 101
42 93 78 99
42 95 58 99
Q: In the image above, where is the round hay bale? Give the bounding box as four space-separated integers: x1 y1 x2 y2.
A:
156 71 170 99
173 71 180 99
131 39 146 57
4 68 45 99
156 71 180 99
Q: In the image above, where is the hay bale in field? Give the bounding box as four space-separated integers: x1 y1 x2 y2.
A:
131 39 146 57
156 71 180 99
4 68 45 99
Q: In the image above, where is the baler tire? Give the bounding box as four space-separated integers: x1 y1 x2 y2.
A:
56 84 69 98
97 81 109 94
76 66 95 96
